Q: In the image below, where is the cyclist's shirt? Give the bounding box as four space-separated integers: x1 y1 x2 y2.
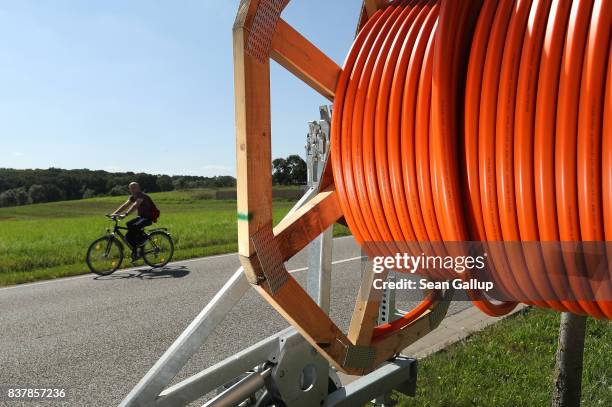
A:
129 191 155 219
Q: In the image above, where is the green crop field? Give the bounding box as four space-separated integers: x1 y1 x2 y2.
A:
0 189 350 286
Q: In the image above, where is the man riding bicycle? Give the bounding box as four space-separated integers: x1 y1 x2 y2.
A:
110 182 160 261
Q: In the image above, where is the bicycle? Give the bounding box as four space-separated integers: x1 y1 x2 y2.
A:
86 214 174 276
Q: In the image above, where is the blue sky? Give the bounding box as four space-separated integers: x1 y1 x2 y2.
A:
0 1 361 176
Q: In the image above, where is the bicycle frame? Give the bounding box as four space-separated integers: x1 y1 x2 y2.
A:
105 218 169 253
106 218 135 251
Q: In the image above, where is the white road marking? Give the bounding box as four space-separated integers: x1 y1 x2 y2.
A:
287 256 363 274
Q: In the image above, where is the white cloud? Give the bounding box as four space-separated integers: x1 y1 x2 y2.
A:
201 164 233 173
104 165 125 173
100 164 235 177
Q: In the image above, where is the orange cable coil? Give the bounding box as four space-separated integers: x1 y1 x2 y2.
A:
330 0 611 334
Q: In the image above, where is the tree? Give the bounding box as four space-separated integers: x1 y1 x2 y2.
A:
551 313 587 407
272 158 290 185
14 187 29 205
82 189 97 199
54 173 80 200
214 175 236 188
285 154 307 184
42 184 65 202
136 173 159 193
110 185 127 196
0 189 18 207
28 184 47 204
172 177 187 190
272 155 307 185
218 176 236 187
156 175 174 192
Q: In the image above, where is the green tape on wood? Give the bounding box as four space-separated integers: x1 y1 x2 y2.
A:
237 212 252 221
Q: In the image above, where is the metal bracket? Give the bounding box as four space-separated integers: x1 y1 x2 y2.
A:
251 223 290 293
268 331 330 406
328 357 417 407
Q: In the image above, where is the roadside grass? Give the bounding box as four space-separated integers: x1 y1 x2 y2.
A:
0 189 350 286
396 307 611 407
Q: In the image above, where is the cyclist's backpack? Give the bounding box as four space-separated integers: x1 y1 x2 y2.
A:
143 192 160 222
150 203 160 223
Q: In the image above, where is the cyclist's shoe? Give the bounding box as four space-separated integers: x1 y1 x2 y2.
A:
131 250 140 262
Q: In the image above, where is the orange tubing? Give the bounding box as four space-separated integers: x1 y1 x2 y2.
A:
496 0 549 309
463 0 520 316
554 0 601 316
331 0 612 337
551 0 589 313
478 0 526 307
577 0 612 318
604 36 612 317
535 0 599 317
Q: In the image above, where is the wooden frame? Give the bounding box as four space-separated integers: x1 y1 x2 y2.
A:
234 0 448 375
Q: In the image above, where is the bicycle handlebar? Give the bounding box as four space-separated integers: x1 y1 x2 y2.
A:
106 214 125 221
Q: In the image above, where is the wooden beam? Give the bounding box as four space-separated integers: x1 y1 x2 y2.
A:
234 0 273 257
370 311 433 366
271 19 341 101
356 0 386 37
363 0 387 18
347 269 388 345
273 186 343 260
318 153 335 190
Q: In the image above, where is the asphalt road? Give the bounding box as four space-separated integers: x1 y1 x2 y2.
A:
0 236 469 406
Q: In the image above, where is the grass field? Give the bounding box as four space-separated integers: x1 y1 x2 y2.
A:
0 189 350 286
396 307 611 406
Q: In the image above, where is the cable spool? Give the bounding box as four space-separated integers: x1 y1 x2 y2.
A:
331 0 611 320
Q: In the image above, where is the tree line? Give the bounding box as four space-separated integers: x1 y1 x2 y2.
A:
0 168 236 207
0 154 307 208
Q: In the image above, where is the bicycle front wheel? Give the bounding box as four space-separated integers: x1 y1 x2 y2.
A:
142 231 174 268
86 236 124 275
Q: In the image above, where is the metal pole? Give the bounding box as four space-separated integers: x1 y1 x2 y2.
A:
305 105 333 313
204 368 272 407
120 268 251 407
154 329 286 406
306 229 333 313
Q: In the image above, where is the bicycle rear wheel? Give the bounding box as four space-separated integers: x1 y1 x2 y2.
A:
86 236 124 275
142 231 174 268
